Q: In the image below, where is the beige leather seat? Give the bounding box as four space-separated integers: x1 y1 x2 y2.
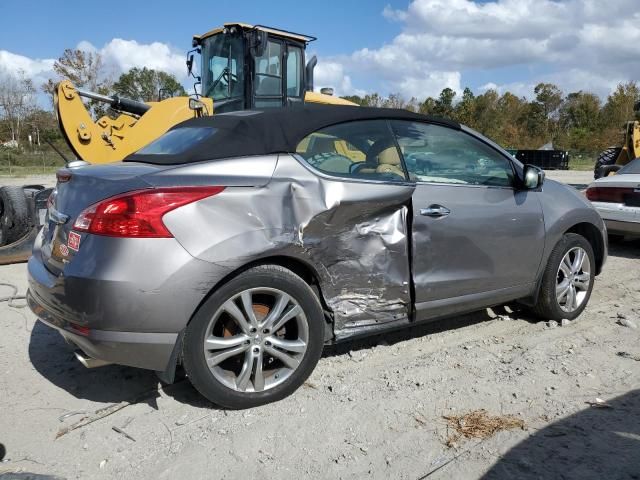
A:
375 146 404 177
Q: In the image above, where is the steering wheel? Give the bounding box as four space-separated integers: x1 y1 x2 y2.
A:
205 67 237 98
350 162 369 174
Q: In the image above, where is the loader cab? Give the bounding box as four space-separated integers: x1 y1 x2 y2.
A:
193 23 316 114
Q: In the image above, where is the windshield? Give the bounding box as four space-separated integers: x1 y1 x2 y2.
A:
618 158 640 175
201 33 245 109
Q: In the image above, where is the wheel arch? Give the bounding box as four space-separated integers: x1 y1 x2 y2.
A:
519 221 605 309
565 222 605 275
188 254 331 329
159 254 332 385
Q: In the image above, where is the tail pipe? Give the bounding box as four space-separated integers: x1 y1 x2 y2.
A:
76 88 151 117
74 350 112 368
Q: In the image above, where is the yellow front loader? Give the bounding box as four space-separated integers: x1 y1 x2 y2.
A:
594 102 640 178
54 23 355 164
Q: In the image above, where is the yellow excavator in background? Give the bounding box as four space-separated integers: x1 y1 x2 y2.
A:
54 23 355 164
0 23 355 264
594 101 640 178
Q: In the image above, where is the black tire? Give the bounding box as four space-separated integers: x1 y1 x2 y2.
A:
532 233 595 321
594 147 621 179
0 186 31 247
183 265 324 409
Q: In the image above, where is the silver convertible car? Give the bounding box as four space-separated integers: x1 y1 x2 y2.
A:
28 106 607 408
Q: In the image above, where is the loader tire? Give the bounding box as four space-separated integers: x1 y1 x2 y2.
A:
0 186 30 247
594 147 621 179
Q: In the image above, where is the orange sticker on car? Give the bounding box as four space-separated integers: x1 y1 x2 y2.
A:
68 231 81 251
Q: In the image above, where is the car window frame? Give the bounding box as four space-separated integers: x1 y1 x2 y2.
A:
292 119 414 186
391 120 518 190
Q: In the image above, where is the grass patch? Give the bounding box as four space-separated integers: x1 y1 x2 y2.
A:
0 166 60 177
568 153 597 171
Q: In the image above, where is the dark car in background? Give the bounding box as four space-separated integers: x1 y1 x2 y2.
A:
27 106 607 408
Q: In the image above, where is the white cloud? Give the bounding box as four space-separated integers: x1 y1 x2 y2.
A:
0 50 54 88
313 60 365 97
0 39 187 94
93 39 186 82
397 71 461 99
323 0 640 101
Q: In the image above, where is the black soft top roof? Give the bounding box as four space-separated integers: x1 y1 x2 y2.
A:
124 104 460 165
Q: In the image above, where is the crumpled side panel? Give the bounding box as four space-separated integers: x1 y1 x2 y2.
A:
163 154 415 340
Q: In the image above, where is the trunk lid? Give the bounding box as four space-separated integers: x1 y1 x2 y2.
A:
40 155 278 275
41 163 160 275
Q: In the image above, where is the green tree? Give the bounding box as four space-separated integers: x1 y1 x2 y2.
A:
601 82 639 127
454 87 476 126
0 70 36 145
495 92 527 147
533 82 563 141
418 97 437 115
340 95 365 105
112 67 186 102
433 87 456 118
43 48 111 118
473 89 500 138
559 91 601 132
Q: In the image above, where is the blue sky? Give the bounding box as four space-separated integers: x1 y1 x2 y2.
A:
1 0 639 103
0 0 403 59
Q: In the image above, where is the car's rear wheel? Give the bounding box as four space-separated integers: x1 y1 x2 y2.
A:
532 233 595 321
183 265 324 409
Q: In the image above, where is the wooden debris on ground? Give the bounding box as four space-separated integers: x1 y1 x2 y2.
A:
443 409 525 447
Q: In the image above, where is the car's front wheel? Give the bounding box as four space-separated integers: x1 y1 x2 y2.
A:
183 265 325 409
532 233 595 321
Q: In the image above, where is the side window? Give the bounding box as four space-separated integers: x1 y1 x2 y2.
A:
286 46 302 98
254 40 282 107
390 121 515 187
296 120 407 182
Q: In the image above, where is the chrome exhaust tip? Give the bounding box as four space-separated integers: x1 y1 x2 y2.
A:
74 350 112 368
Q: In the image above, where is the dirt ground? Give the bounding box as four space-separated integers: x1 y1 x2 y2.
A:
1 171 638 480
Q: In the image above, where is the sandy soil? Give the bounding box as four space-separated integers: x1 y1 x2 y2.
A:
0 172 638 480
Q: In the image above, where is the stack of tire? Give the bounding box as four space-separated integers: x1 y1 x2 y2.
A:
0 186 30 247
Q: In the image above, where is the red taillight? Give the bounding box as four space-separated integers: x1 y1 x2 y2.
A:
73 186 224 238
67 323 90 337
586 186 634 203
56 170 72 183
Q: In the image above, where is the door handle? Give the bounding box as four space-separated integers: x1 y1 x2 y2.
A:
420 205 450 217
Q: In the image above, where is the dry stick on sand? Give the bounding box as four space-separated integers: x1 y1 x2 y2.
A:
56 379 187 439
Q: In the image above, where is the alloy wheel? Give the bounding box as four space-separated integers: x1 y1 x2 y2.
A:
555 246 591 313
203 287 309 393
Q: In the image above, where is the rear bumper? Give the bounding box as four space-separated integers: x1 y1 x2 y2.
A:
592 202 639 235
27 288 177 371
603 219 640 236
26 229 225 372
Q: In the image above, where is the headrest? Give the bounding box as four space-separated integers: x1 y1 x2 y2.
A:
378 146 401 165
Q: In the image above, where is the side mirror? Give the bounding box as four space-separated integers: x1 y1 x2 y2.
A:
250 30 268 58
523 164 544 189
186 54 194 76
